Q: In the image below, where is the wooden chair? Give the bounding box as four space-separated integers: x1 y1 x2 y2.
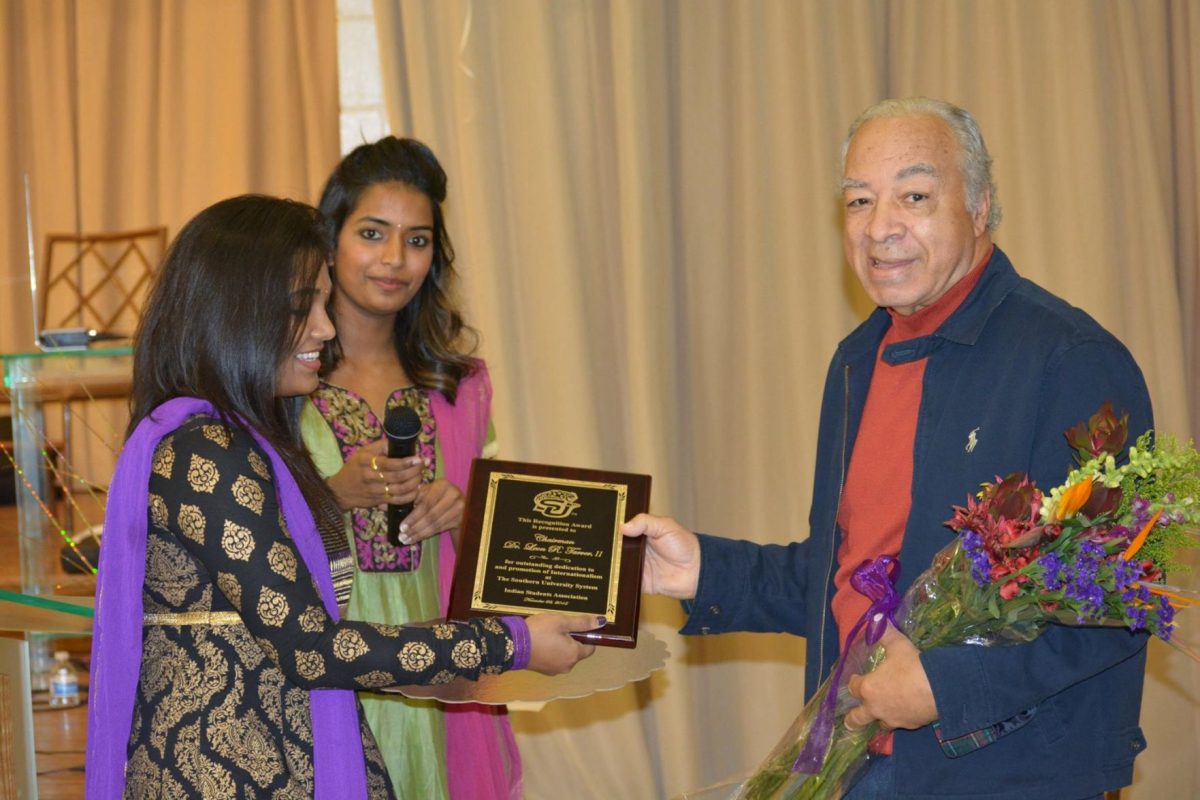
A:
40 226 167 338
38 227 166 536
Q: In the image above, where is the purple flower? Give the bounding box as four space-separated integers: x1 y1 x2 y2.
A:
1064 543 1107 621
1039 552 1068 591
1108 524 1134 548
1112 558 1142 592
960 530 991 586
1126 605 1149 632
1130 496 1152 529
1155 595 1176 640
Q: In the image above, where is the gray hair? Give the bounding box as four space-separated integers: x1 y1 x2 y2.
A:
840 97 1002 232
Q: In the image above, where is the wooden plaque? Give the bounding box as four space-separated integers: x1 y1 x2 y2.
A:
447 459 650 648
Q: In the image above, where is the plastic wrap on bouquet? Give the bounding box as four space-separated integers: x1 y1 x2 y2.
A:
730 544 1057 800
732 558 897 799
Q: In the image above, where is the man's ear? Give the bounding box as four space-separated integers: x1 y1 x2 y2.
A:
972 191 991 236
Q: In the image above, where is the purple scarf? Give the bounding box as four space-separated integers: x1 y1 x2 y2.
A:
430 364 524 800
85 397 368 799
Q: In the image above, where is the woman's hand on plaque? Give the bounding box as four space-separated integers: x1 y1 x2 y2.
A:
524 614 601 675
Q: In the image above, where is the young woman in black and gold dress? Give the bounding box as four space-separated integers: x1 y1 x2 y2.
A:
85 195 598 799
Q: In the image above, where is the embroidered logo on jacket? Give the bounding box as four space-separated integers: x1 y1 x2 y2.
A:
966 427 981 453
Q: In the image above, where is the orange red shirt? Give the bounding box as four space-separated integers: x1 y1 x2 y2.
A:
832 249 992 648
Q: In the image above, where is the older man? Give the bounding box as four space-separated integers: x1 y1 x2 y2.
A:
624 98 1152 799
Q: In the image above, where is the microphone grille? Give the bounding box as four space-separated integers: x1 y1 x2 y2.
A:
383 405 422 439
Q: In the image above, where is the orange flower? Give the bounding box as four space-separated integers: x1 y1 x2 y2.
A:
1121 510 1162 561
1144 584 1200 608
1053 476 1094 521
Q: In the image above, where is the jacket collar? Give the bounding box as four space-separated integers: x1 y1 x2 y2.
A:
935 245 1019 346
839 245 1020 366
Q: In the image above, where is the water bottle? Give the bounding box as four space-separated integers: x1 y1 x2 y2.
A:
48 650 81 708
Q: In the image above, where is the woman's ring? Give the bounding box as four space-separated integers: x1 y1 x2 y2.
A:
371 456 379 471
383 482 391 497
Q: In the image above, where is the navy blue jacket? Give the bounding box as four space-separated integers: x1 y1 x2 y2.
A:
684 247 1153 798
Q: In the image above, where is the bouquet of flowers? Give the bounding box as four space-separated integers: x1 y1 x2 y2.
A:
734 403 1200 800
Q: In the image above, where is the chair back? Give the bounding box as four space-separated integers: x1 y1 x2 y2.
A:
40 227 168 337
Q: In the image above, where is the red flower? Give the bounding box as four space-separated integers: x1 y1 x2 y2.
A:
1064 401 1128 463
1080 484 1123 520
990 473 1042 523
947 473 1050 556
1000 579 1023 600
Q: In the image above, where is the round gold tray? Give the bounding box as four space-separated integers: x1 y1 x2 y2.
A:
387 629 669 705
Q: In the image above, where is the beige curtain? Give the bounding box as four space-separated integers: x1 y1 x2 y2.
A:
1174 0 1200 445
0 0 340 357
373 1 1200 798
0 0 339 494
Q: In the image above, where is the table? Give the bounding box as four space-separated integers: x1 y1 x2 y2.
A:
0 589 94 800
3 346 131 596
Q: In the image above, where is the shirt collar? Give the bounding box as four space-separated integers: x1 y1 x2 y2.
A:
886 245 993 340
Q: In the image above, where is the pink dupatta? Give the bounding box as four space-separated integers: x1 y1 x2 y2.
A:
430 363 523 800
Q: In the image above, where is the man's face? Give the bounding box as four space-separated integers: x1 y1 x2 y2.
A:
841 113 990 316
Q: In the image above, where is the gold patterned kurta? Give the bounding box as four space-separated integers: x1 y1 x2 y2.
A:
124 416 514 799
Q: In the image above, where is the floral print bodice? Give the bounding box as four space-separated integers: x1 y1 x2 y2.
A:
310 382 436 572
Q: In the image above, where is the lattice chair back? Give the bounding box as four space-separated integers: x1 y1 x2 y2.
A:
40 226 168 337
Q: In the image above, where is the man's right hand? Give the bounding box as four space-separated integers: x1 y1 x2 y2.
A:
620 513 701 600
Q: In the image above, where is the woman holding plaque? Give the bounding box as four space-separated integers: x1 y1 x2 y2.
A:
301 137 517 800
86 194 597 799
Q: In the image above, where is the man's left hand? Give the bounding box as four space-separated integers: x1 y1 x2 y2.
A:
844 624 938 731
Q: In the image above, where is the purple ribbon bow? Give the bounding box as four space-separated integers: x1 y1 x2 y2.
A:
791 555 901 773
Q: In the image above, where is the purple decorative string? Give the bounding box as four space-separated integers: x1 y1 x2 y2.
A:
792 555 901 773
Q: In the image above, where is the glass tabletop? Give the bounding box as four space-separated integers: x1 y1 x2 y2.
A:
0 588 94 634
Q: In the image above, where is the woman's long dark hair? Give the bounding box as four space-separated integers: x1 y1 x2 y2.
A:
129 194 340 526
317 136 477 402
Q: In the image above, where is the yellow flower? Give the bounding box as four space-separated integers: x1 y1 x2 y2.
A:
1053 476 1094 521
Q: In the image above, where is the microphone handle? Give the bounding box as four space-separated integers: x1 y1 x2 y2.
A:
386 433 419 547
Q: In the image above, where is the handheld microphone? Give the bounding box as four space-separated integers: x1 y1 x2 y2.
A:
383 406 422 547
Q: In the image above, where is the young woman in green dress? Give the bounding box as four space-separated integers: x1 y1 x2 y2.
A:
303 138 523 799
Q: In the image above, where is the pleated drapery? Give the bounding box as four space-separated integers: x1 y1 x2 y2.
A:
0 0 339 354
370 2 1200 798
